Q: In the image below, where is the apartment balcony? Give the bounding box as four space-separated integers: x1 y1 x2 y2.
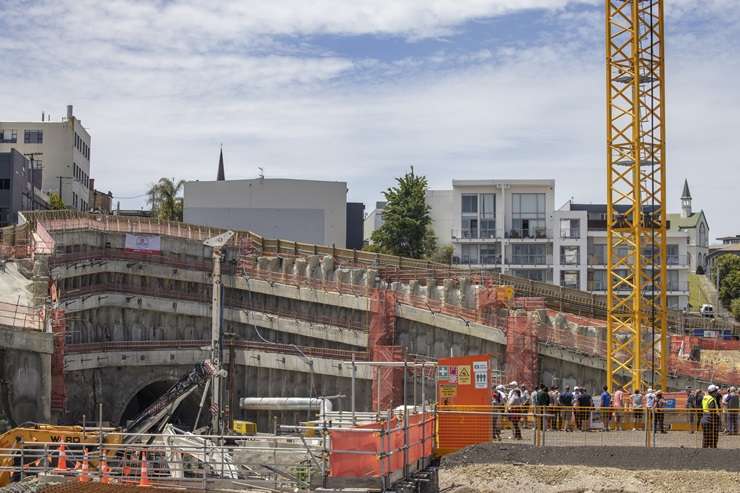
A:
452 254 502 266
507 254 553 267
586 281 688 293
505 229 552 241
450 229 499 242
559 230 581 240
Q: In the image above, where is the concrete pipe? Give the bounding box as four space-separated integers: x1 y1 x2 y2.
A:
239 397 333 417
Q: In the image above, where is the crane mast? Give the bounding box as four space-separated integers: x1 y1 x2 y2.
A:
606 0 668 392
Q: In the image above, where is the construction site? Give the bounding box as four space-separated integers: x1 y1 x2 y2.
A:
1 1 740 492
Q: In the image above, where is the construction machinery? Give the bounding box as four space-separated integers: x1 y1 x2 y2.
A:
0 360 217 486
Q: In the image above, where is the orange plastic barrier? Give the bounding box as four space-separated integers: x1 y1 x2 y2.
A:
436 405 493 455
329 413 434 478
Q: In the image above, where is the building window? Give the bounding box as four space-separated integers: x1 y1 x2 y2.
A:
480 193 496 238
459 244 478 264
668 270 680 291
667 296 679 309
667 244 679 265
512 244 548 265
560 270 580 289
0 179 10 190
461 193 478 238
698 223 707 247
0 129 17 143
511 269 552 282
511 193 546 238
561 246 580 265
588 270 606 291
560 218 580 239
23 129 43 144
480 245 500 265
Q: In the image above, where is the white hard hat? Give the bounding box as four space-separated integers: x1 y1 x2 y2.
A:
730 387 736 392
708 384 719 393
496 384 505 391
647 388 654 393
509 381 518 387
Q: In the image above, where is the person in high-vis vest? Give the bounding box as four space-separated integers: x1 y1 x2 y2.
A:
701 384 721 448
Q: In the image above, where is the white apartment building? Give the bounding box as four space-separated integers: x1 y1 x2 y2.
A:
0 105 92 211
365 179 693 310
363 201 386 244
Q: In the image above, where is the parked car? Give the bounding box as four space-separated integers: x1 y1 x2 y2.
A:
700 304 715 318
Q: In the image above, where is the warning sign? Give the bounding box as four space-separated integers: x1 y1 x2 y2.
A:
438 366 449 380
457 366 471 385
473 361 488 372
439 384 458 398
449 366 458 384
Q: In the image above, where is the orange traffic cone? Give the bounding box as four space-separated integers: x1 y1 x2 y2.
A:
79 448 90 483
53 443 68 473
138 451 151 488
100 457 112 484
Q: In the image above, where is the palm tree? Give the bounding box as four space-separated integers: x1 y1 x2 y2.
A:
147 177 185 221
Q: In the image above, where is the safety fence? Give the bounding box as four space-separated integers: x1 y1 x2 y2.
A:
21 210 723 331
0 300 44 331
65 339 369 362
0 428 322 491
436 405 740 450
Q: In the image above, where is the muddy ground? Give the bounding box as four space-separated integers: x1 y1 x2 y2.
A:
440 444 740 493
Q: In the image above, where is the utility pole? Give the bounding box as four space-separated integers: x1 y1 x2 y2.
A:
203 230 234 435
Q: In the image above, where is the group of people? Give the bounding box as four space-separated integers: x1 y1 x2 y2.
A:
489 381 738 447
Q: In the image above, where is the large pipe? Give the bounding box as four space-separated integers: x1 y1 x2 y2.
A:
239 397 333 416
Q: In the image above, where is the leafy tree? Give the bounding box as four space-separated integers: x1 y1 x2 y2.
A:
731 298 740 322
48 192 65 210
430 244 454 264
370 167 435 258
719 270 740 307
147 177 184 221
712 254 740 285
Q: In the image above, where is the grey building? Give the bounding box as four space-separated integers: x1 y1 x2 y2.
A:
0 149 47 226
346 202 365 250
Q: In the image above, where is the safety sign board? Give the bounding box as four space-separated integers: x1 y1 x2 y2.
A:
438 366 449 380
439 384 458 398
449 366 458 384
473 361 488 372
474 370 488 389
457 365 471 385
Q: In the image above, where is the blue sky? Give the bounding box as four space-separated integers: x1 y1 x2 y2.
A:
1 0 739 239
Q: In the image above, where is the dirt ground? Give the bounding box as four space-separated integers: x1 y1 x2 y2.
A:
440 444 740 493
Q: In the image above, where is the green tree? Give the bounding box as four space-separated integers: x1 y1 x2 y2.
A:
712 254 740 285
731 298 740 322
370 167 435 258
147 177 184 221
719 270 740 307
430 244 454 264
48 192 65 210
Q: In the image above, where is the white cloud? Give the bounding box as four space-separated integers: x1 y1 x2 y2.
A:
0 0 738 239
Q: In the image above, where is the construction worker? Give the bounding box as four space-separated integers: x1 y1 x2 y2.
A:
491 384 506 441
701 384 722 448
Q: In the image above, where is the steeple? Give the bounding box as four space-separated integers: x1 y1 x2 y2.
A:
217 145 225 181
681 179 692 218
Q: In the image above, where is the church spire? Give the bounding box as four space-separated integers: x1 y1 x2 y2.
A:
681 179 692 218
217 145 225 181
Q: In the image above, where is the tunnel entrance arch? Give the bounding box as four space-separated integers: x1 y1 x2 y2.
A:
118 380 204 430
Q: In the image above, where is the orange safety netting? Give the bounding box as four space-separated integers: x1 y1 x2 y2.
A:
504 313 538 390
329 413 434 478
372 346 404 411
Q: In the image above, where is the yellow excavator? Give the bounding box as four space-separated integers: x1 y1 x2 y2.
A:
0 360 216 486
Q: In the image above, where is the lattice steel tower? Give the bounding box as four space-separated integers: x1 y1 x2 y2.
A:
606 0 667 392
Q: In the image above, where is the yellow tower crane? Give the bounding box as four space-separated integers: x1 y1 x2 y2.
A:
606 0 668 392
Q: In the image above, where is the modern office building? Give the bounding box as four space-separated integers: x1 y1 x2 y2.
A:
364 178 695 310
184 174 348 247
0 149 48 226
0 105 92 211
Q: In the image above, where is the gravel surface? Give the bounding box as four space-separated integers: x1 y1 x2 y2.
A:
442 443 740 471
440 463 740 493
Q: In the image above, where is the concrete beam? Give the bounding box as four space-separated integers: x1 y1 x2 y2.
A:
396 303 507 345
62 292 367 348
0 325 54 354
64 349 373 380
